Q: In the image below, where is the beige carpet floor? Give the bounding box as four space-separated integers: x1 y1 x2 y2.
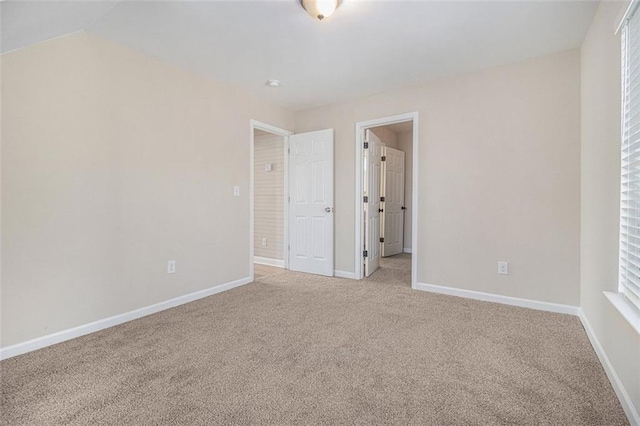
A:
0 254 628 425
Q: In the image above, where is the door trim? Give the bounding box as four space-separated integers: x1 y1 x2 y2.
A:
354 112 419 289
249 120 293 282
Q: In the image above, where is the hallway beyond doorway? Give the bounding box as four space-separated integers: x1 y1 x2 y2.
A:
365 253 412 288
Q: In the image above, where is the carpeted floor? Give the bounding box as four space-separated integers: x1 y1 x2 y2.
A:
0 255 628 425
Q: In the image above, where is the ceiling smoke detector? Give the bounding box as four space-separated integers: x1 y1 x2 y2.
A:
266 79 281 88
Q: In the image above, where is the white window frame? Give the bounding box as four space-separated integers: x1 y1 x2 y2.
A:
613 0 640 335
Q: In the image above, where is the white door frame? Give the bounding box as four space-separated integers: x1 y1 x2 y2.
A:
354 112 419 289
249 119 294 282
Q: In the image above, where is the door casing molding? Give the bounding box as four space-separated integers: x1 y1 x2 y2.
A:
354 112 419 289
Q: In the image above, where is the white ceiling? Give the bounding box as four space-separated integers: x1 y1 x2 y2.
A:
1 0 599 111
0 1 118 53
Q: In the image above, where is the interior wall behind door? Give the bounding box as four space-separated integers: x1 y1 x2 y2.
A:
254 131 285 261
371 127 398 148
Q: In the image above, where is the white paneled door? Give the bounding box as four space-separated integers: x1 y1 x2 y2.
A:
289 129 334 276
364 129 382 277
381 146 405 257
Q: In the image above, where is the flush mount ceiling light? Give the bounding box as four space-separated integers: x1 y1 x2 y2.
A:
266 79 281 87
299 0 342 21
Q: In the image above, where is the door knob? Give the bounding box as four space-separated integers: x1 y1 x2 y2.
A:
325 207 334 213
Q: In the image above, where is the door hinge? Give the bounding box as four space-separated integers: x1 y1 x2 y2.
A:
381 156 386 161
380 196 385 202
363 250 368 258
364 142 369 149
363 196 368 203
380 237 384 243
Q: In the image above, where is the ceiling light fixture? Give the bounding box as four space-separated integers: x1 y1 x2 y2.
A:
299 0 342 21
266 79 281 87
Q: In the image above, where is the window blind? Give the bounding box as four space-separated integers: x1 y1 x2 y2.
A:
620 1 640 310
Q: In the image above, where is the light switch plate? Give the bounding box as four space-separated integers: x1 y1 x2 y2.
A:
233 186 240 196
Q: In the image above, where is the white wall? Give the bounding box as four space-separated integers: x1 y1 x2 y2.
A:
254 132 285 261
580 0 640 418
371 127 398 149
397 131 413 251
1 32 294 347
295 49 581 306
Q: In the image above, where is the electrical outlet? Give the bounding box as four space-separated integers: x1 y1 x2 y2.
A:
167 260 176 274
498 261 509 275
262 237 268 247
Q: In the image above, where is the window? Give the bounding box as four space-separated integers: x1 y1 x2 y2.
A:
620 0 640 311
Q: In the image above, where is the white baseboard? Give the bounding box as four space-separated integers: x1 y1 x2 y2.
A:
415 282 580 316
0 276 252 361
579 309 640 426
253 256 284 268
335 270 358 280
403 248 412 253
414 282 636 424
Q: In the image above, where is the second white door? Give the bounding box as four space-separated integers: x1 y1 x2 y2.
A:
381 146 405 257
289 129 334 276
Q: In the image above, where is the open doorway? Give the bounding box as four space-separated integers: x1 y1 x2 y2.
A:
249 120 336 281
355 113 418 289
249 120 292 282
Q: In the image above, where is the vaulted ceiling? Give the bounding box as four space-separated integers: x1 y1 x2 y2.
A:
1 0 599 111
